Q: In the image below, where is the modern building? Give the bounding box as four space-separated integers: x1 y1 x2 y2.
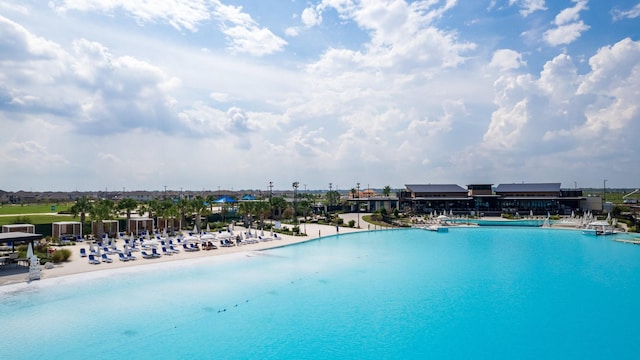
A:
400 182 586 216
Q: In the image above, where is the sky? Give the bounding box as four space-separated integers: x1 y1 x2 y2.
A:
1 0 639 192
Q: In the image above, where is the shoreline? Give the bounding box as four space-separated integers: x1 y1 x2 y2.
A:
0 215 374 287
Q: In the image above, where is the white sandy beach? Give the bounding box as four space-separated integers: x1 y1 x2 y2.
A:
0 214 376 286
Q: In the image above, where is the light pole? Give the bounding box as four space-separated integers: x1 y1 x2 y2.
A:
269 181 273 224
356 182 360 228
603 179 607 213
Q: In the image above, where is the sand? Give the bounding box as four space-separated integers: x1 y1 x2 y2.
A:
0 214 376 286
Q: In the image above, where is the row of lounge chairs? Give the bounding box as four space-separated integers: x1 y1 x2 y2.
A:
82 231 284 264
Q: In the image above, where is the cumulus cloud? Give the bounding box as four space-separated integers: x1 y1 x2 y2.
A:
301 7 322 27
519 0 547 16
476 38 640 179
0 17 181 135
543 0 590 46
212 1 287 56
489 49 526 71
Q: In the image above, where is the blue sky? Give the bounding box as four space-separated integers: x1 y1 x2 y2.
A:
1 0 639 192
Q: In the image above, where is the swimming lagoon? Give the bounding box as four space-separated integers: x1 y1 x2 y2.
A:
1 227 640 359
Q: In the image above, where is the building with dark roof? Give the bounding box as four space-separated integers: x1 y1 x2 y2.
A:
401 182 586 215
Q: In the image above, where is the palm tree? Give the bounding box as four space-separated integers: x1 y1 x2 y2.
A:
238 201 254 227
90 199 115 240
165 200 179 236
326 190 340 206
117 198 137 232
383 185 392 197
270 196 287 219
189 196 208 233
253 201 270 228
70 196 93 233
176 198 190 232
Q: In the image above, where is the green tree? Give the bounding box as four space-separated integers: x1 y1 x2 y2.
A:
238 201 255 227
70 196 93 232
175 197 190 231
325 190 340 206
383 185 392 197
253 201 270 227
269 196 288 219
116 198 138 232
189 196 208 232
90 199 115 240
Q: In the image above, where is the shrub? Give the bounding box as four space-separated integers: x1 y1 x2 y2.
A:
51 248 72 263
348 220 355 227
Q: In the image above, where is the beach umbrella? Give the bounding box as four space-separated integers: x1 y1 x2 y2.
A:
27 242 34 259
571 210 575 218
606 212 611 221
530 210 534 217
206 223 211 233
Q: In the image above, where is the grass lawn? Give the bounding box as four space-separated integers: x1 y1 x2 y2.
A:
0 203 72 215
0 214 76 226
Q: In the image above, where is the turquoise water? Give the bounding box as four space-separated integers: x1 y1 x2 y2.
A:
2 228 640 359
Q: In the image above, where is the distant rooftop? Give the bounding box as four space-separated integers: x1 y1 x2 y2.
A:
495 183 561 193
405 184 467 193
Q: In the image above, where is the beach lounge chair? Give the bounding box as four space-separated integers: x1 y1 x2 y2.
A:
274 234 281 240
141 251 155 259
118 252 130 262
161 246 173 256
88 254 100 265
101 247 114 255
126 251 137 261
101 253 113 263
151 248 162 258
80 248 87 257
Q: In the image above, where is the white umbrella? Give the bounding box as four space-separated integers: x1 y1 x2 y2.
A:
206 223 211 232
606 212 611 221
27 242 34 259
530 210 534 217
